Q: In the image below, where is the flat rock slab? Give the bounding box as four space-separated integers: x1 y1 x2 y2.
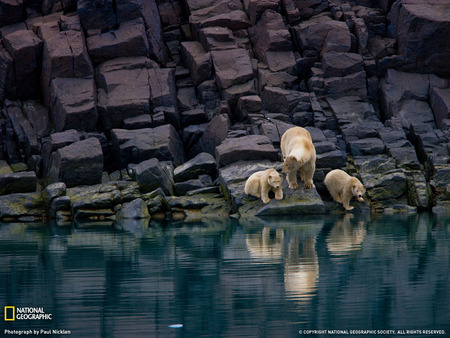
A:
0 171 37 195
0 192 44 221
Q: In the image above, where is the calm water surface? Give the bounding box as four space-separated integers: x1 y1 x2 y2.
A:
1 213 449 338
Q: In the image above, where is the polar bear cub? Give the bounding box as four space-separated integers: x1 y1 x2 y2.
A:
281 127 316 189
245 168 283 203
324 169 366 210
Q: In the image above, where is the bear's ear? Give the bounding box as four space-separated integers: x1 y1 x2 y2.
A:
268 174 273 179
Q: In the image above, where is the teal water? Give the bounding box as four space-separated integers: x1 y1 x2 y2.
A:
1 213 449 338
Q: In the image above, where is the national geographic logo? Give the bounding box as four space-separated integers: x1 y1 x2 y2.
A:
4 307 52 321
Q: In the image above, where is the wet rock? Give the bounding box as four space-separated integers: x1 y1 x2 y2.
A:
389 0 450 77
0 192 44 221
215 135 278 167
48 137 104 188
180 41 212 86
50 77 97 132
50 195 71 218
42 182 66 206
3 30 43 100
0 171 37 195
111 124 185 168
173 152 217 182
86 19 149 65
406 171 431 209
361 170 408 201
211 48 253 90
132 158 173 195
116 198 150 219
174 175 213 196
354 155 397 175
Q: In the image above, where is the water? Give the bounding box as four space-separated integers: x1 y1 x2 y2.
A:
1 213 449 338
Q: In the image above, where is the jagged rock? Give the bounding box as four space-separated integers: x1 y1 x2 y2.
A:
368 37 396 59
244 0 279 24
430 87 450 130
236 95 262 121
173 152 217 182
3 30 42 100
293 15 351 56
349 138 386 156
77 0 115 32
215 135 278 167
322 52 364 78
50 77 97 132
42 182 66 206
389 0 450 77
50 195 71 218
249 10 296 73
257 68 297 92
111 124 185 168
132 158 173 195
261 87 311 114
116 198 150 219
148 67 177 111
397 100 436 134
211 48 253 90
177 87 198 111
0 43 14 104
324 71 367 100
180 41 212 86
198 26 236 51
48 137 104 188
96 57 153 130
86 19 149 65
183 123 208 151
0 171 37 195
280 0 301 25
190 114 230 158
41 30 94 106
221 80 257 112
361 170 408 201
22 101 50 138
0 192 44 221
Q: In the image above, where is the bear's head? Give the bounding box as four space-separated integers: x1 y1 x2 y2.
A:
281 155 302 173
352 181 366 202
268 171 282 189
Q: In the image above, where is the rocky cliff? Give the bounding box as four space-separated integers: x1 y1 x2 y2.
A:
0 0 449 222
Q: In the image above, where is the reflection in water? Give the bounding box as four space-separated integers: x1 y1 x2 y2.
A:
0 213 449 337
326 214 367 256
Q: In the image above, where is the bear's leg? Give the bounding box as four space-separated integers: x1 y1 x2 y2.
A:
287 170 299 189
274 187 283 200
301 163 315 189
342 191 354 211
261 184 271 203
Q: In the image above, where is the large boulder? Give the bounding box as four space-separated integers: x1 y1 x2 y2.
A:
173 152 217 182
389 0 450 77
215 135 278 167
3 30 42 100
116 198 150 219
50 77 97 132
86 19 149 65
111 124 185 168
132 158 173 195
48 137 104 188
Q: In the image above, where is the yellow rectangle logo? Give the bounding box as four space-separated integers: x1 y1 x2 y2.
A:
4 306 15 321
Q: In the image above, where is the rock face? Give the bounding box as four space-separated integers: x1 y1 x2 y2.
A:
0 0 449 221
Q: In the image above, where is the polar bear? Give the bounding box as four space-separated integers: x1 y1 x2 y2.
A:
281 127 316 189
244 168 283 203
324 169 366 211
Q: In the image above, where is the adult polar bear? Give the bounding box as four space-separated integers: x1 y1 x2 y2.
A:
281 127 316 189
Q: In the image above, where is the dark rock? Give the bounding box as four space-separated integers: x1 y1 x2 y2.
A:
22 101 50 138
86 19 149 65
41 30 94 106
173 152 217 182
48 137 104 188
236 95 262 121
0 192 44 221
0 171 37 195
389 0 450 77
116 198 150 219
221 80 257 112
111 124 185 168
316 149 345 169
361 170 408 201
42 182 66 206
96 57 153 130
77 0 116 32
0 43 14 104
0 0 24 27
180 41 212 86
261 87 311 114
211 48 253 90
257 68 297 92
322 52 364 78
215 135 278 167
123 114 152 129
324 71 367 100
191 114 230 158
50 78 97 132
198 26 236 51
192 10 250 32
177 87 198 111
397 100 436 134
148 67 177 110
3 30 43 100
183 123 208 151
349 138 386 156
430 87 450 130
133 158 173 195
60 13 81 31
50 196 71 218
